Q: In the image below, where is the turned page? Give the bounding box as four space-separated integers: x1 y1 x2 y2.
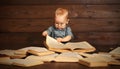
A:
46 35 67 49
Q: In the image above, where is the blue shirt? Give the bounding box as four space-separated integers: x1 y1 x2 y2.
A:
46 26 73 39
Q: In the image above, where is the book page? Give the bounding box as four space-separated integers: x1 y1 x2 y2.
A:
19 47 48 52
79 57 108 67
65 41 95 50
39 53 59 62
46 35 67 49
109 47 120 55
54 52 83 62
14 50 27 55
0 57 13 65
12 59 44 67
0 50 26 59
19 46 55 56
46 36 95 51
26 55 43 61
0 50 15 56
26 53 59 62
28 50 55 56
56 52 83 59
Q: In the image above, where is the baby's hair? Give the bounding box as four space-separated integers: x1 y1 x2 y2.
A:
55 8 68 18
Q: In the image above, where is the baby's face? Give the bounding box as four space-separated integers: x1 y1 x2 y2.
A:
55 16 68 30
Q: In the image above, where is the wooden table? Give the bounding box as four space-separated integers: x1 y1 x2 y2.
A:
0 62 120 69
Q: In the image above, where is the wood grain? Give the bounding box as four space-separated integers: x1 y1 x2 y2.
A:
0 5 120 18
0 19 119 32
0 32 119 50
0 0 120 5
0 0 120 51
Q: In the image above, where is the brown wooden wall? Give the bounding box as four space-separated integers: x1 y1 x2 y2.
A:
0 0 120 52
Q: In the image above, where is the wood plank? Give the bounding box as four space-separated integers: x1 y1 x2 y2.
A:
0 33 45 50
0 33 44 44
0 33 28 44
0 0 120 5
0 62 120 69
0 19 119 32
0 32 119 49
73 32 120 46
0 19 53 32
0 5 120 18
70 19 120 32
95 45 119 52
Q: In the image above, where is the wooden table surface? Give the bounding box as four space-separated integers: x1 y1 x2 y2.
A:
0 62 120 69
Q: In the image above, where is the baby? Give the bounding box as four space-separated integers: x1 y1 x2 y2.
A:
42 8 73 42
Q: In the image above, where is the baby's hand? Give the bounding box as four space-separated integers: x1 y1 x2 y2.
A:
56 38 63 42
42 31 48 36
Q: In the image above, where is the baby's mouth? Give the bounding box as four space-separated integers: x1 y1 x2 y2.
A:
57 27 63 30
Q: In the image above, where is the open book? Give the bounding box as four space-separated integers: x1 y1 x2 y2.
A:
79 57 108 67
109 47 120 59
54 52 83 62
12 59 44 67
0 55 12 65
79 52 120 65
45 35 96 53
0 50 26 59
26 53 59 62
18 46 55 56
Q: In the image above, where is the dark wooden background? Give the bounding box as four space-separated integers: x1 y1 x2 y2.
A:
0 0 120 52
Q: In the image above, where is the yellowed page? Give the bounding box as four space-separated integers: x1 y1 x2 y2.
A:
65 41 95 50
26 53 58 62
79 57 108 67
0 50 26 59
0 57 13 65
109 47 120 55
54 52 83 62
46 35 67 49
46 36 95 51
12 59 43 67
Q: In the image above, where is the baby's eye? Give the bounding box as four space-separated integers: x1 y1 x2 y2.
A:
55 23 59 24
60 23 64 24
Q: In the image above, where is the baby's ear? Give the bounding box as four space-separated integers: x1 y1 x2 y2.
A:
66 19 70 24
